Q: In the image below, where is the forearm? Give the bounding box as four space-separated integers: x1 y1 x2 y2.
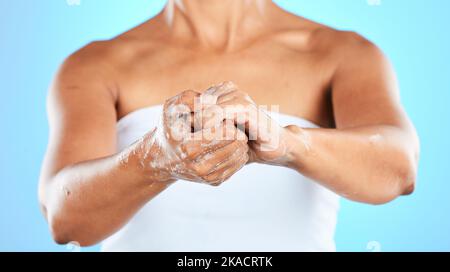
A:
283 125 418 204
40 133 174 246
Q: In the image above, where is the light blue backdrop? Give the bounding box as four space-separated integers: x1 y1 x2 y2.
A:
0 0 449 252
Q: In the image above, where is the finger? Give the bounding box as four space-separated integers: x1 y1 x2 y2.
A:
178 90 201 111
215 90 238 105
197 106 250 131
199 122 246 143
198 93 217 108
217 102 257 138
163 90 200 135
215 91 256 128
181 129 234 159
199 99 251 130
165 89 200 111
208 121 248 142
220 152 249 179
216 89 254 105
193 104 225 131
181 122 246 158
246 148 259 164
204 81 238 97
194 82 237 115
205 152 249 185
204 141 248 176
218 102 279 143
170 167 200 182
194 83 238 129
194 138 248 172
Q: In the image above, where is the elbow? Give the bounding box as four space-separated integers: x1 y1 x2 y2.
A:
366 172 416 206
366 151 418 205
365 124 420 205
47 211 99 247
50 221 72 246
401 140 419 197
397 142 419 198
399 163 417 197
396 127 420 197
48 213 77 246
38 189 72 245
39 181 101 247
38 188 83 245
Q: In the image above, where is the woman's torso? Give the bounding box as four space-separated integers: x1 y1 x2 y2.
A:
95 11 343 251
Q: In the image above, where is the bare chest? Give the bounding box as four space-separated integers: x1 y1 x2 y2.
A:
115 45 335 127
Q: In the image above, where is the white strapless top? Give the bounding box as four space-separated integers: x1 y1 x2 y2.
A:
101 105 340 252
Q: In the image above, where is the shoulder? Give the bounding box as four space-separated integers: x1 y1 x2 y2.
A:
57 16 165 80
58 40 114 77
51 40 118 102
50 35 139 105
305 26 391 73
306 28 395 88
321 30 392 76
310 26 385 61
323 30 385 60
47 40 118 114
58 34 144 79
53 18 163 92
273 11 386 61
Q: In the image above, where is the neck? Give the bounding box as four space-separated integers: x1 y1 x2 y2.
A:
163 0 273 50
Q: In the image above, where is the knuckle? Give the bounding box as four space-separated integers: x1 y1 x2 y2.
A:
235 90 249 100
182 142 203 159
181 144 195 158
181 89 197 96
179 142 189 154
193 163 209 177
209 176 225 186
236 139 248 148
203 175 218 183
210 181 222 187
187 148 200 159
242 153 250 164
241 143 250 153
223 81 235 86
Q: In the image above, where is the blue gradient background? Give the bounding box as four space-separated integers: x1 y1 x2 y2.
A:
0 0 449 252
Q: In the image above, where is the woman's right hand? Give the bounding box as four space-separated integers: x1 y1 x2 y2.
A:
128 90 249 186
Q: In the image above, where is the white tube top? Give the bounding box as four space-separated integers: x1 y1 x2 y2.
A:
101 105 339 252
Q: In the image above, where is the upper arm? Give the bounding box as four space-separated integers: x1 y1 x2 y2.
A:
330 32 419 195
41 42 118 182
331 32 410 130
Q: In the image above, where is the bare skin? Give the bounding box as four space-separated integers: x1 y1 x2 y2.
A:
39 0 420 246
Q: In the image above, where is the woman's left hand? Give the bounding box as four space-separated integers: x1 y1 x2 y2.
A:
198 82 299 166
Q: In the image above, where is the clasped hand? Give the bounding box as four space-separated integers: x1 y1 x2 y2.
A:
139 82 296 186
